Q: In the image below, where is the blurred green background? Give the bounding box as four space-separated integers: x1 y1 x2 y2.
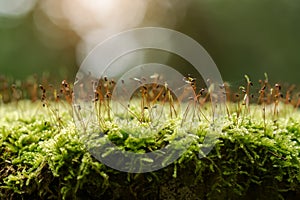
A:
0 0 300 84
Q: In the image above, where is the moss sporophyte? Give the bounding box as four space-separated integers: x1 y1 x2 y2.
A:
1 74 300 199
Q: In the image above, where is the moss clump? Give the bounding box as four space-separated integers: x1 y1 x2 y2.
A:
0 100 300 199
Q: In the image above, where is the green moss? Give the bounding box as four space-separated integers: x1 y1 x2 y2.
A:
1 101 300 199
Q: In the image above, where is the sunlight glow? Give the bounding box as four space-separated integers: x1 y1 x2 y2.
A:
0 0 37 17
38 0 190 63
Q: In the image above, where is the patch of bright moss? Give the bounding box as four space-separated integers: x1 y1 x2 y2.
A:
1 101 300 199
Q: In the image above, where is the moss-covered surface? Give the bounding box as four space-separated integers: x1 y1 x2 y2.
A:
1 101 300 199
